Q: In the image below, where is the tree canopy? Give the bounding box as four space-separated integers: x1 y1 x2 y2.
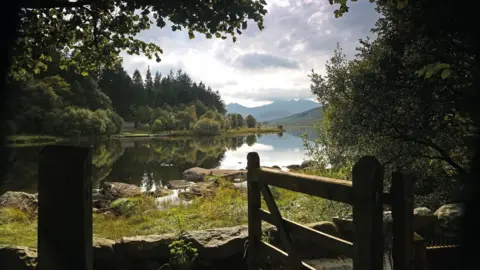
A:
12 0 268 80
307 0 479 208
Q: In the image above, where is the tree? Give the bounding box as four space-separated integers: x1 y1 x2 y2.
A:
194 118 221 135
306 1 478 207
246 115 257 128
12 0 268 80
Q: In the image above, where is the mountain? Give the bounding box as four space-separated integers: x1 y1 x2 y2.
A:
226 99 319 122
269 107 322 126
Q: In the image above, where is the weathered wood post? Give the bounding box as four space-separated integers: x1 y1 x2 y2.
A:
247 152 261 270
38 145 93 270
391 172 415 270
352 156 384 270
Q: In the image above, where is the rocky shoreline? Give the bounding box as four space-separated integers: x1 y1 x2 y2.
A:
0 164 463 270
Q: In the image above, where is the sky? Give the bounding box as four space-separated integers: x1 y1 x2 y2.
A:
122 0 380 108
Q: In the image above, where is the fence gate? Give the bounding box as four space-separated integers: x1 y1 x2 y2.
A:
245 152 415 270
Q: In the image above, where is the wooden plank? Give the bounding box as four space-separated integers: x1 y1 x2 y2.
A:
259 241 316 270
259 168 353 204
259 209 354 257
391 172 415 270
260 185 301 269
381 192 393 205
352 156 384 270
247 152 262 270
38 145 93 270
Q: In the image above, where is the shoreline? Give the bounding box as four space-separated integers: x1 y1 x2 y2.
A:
5 128 285 146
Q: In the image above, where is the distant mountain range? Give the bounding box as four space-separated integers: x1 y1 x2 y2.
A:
226 99 319 122
269 107 323 126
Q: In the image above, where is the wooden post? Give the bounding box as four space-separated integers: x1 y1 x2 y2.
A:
391 172 415 270
247 152 262 270
38 145 93 270
352 156 384 270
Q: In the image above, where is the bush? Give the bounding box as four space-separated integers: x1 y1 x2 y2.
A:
151 119 163 132
193 118 221 135
277 125 284 130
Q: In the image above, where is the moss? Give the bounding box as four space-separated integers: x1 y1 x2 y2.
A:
0 208 30 224
110 195 157 217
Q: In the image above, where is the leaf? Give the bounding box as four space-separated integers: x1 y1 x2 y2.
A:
81 71 89 76
441 69 452 79
232 37 237 42
425 69 433 79
33 68 40 75
215 33 221 38
188 30 195 39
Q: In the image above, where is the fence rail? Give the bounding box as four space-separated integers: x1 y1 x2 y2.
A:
246 152 418 270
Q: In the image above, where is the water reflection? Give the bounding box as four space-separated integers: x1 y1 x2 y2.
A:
2 133 307 193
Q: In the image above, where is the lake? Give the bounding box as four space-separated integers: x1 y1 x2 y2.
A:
1 131 312 194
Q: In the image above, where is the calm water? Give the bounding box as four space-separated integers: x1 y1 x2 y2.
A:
2 132 312 194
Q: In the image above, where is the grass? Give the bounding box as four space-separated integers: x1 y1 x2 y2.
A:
0 175 349 248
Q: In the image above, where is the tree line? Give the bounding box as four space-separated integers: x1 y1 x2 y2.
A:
6 60 259 137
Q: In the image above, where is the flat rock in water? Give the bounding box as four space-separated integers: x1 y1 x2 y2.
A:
102 182 141 200
167 180 194 189
0 191 37 213
183 167 246 181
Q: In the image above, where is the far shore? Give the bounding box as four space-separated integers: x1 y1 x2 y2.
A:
5 127 285 146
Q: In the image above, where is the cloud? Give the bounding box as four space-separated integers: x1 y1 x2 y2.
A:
233 52 300 70
121 0 379 107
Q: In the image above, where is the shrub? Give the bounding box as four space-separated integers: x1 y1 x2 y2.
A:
169 239 199 270
277 125 284 130
151 119 163 132
193 118 221 135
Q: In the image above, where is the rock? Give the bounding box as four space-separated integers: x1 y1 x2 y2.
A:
434 203 463 236
301 160 314 169
145 188 173 197
308 221 339 237
93 238 117 270
413 207 440 237
286 164 301 170
183 167 246 181
102 182 141 200
0 246 37 270
167 180 194 189
0 191 38 214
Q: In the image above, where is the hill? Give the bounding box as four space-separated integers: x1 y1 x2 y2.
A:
269 107 322 126
226 99 319 122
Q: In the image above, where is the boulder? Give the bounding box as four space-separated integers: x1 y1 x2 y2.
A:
0 246 37 270
413 207 440 237
102 182 141 200
145 188 173 197
0 191 38 214
183 167 246 181
167 180 194 189
301 160 314 169
308 221 340 237
93 238 117 270
434 203 463 236
286 164 301 171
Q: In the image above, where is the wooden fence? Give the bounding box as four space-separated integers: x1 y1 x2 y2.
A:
246 152 415 270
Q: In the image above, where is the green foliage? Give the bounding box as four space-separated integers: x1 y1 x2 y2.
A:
168 240 199 270
11 0 268 80
307 1 476 207
246 115 257 128
194 118 221 135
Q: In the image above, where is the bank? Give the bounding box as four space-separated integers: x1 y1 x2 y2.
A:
5 128 285 146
